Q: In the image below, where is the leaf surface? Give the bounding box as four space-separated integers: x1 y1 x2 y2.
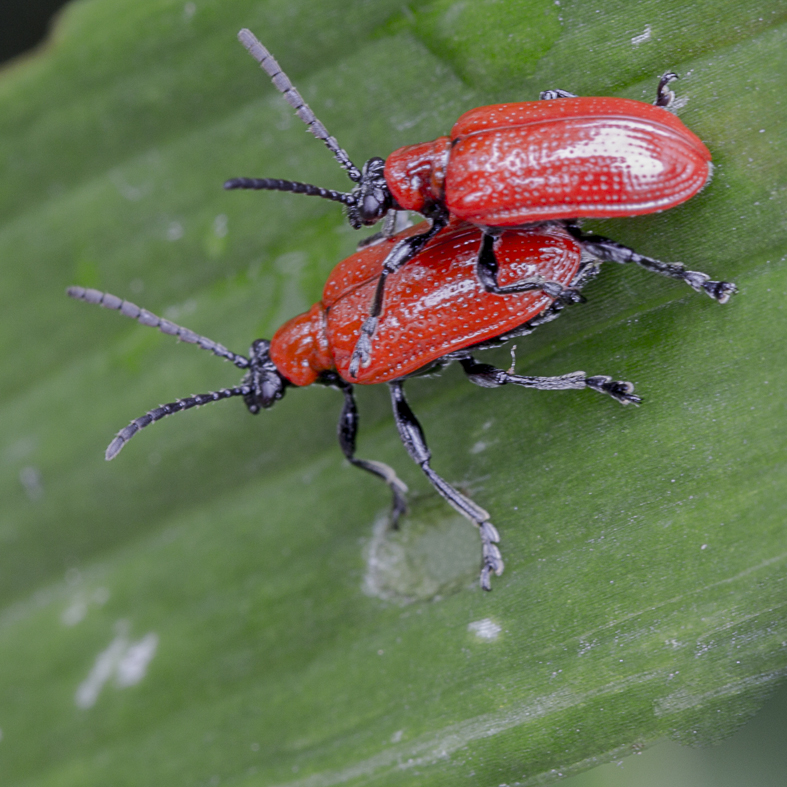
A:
0 1 785 785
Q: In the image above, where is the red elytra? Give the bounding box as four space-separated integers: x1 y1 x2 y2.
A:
270 220 581 386
385 96 712 225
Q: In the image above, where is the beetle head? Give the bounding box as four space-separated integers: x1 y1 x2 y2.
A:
346 158 395 229
243 339 288 412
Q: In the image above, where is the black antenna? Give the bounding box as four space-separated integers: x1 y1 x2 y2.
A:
236 28 361 183
67 286 266 459
67 287 250 369
222 176 354 206
105 387 252 460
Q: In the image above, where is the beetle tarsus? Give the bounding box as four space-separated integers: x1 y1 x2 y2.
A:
703 279 737 304
349 317 377 377
655 71 679 108
539 88 578 100
479 521 504 591
551 285 586 304
570 229 737 304
681 270 738 303
585 376 641 405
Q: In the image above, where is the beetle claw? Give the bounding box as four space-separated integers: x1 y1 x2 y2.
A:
586 376 642 405
557 287 586 305
479 521 504 590
350 315 378 377
349 341 370 378
704 279 737 304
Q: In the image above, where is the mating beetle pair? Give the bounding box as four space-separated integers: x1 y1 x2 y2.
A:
225 30 734 376
70 30 735 589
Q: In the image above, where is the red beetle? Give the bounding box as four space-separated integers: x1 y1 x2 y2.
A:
69 220 661 590
225 30 735 374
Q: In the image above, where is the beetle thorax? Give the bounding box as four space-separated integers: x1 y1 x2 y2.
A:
269 302 333 387
384 137 450 214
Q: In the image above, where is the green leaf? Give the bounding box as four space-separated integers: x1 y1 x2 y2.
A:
0 1 785 785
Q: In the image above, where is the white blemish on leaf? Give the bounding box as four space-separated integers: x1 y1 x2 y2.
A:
631 25 652 45
468 618 501 641
75 622 158 708
115 633 159 687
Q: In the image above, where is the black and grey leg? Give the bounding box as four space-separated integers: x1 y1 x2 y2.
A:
540 72 677 107
388 380 503 590
337 383 409 526
355 210 413 251
476 232 585 303
540 88 578 100
350 212 449 377
570 228 737 303
459 356 641 405
654 71 679 107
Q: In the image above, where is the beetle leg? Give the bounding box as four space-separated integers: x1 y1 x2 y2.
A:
539 88 578 100
337 383 409 527
476 232 586 304
350 212 449 377
388 380 504 590
654 71 679 108
459 357 641 405
355 210 413 251
570 228 737 304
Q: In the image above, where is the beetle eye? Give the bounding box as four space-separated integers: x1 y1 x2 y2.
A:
362 194 382 221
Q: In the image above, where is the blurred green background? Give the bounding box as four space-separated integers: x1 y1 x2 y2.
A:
0 1 785 786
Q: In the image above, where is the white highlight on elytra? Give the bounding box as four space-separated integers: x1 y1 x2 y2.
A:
468 618 501 641
74 623 158 708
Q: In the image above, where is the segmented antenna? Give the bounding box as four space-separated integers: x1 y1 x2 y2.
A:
105 387 252 460
237 28 362 183
66 287 250 369
222 176 354 205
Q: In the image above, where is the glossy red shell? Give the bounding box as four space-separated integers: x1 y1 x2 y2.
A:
269 302 331 387
385 138 450 214
271 221 582 387
386 97 711 225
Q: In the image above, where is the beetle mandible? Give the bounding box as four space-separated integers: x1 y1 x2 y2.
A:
224 29 736 376
70 220 659 590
